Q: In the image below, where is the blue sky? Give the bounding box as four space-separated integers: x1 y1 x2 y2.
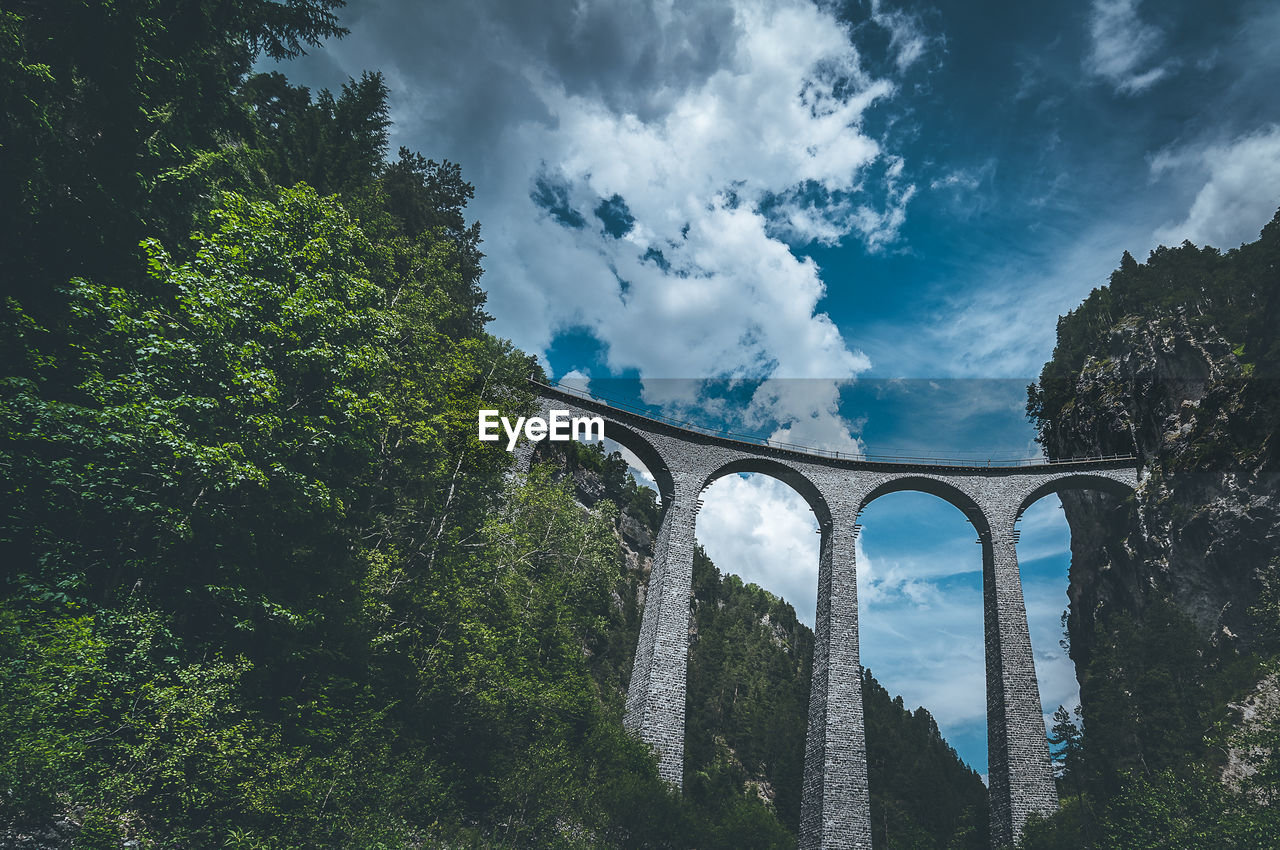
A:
274 0 1280 775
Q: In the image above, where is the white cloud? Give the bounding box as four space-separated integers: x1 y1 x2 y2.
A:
745 378 867 454
558 369 592 394
1152 125 1280 248
852 120 1272 381
312 0 920 437
841 222 1135 380
869 0 938 72
859 560 988 729
1017 493 1071 563
930 170 981 193
490 2 895 395
915 226 1139 377
1084 0 1175 95
854 493 988 732
928 160 996 219
696 472 822 624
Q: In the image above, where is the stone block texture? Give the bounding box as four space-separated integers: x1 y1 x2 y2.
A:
518 383 1139 848
800 504 872 849
623 485 697 785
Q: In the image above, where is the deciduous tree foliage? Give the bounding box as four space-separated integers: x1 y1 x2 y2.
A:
0 2 689 844
2 3 1002 846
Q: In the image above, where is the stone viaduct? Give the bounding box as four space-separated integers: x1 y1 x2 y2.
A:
515 380 1140 848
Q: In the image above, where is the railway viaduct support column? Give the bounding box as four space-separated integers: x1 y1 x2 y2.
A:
623 472 701 787
983 507 1058 847
799 500 872 850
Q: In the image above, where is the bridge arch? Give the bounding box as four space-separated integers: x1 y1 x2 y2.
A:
528 401 677 505
858 475 993 539
699 457 833 529
1016 470 1136 519
598 418 677 505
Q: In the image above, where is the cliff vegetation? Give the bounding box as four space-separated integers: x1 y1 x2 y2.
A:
1022 214 1280 848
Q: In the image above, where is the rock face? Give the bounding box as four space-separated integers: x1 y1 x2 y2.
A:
1222 670 1280 796
1041 309 1280 685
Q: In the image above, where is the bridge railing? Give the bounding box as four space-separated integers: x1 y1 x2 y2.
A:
530 377 1138 469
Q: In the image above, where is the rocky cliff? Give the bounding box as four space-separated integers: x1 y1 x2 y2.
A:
1027 215 1280 804
1043 310 1278 671
1030 212 1280 662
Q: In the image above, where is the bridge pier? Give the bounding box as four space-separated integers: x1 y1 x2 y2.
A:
799 507 873 849
623 478 699 787
983 523 1058 846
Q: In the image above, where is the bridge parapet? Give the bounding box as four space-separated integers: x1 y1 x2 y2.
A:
532 378 1137 471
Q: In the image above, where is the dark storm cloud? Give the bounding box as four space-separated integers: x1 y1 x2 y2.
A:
540 0 740 121
292 0 745 168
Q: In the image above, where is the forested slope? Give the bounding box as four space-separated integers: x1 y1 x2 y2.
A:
1 4 681 845
3 4 989 846
1022 218 1280 848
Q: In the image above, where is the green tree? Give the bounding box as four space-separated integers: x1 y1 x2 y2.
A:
1022 208 1280 849
1047 705 1086 805
0 0 346 308
4 186 387 624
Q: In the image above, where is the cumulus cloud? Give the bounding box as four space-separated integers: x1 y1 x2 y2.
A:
1151 125 1280 248
745 378 867 454
303 0 916 438
697 473 822 624
558 369 592 395
497 2 895 391
1084 0 1175 95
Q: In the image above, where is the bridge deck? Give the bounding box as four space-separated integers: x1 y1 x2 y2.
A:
531 378 1137 474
